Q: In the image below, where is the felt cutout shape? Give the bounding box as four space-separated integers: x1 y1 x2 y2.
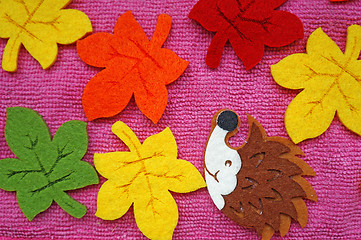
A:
0 107 99 220
271 25 361 143
77 11 189 124
0 0 92 72
204 110 317 240
94 121 206 240
188 0 304 70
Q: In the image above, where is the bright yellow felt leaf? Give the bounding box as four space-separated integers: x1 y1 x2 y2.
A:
134 186 178 240
94 121 206 240
271 25 361 143
96 180 133 221
0 0 92 72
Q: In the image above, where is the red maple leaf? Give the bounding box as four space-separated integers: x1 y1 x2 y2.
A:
189 0 304 70
77 11 188 123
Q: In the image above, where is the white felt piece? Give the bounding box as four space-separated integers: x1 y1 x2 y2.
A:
205 173 225 210
204 126 242 210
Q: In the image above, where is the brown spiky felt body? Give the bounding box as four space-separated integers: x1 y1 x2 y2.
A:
205 111 317 240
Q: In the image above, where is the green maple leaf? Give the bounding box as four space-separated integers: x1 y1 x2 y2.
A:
0 107 99 220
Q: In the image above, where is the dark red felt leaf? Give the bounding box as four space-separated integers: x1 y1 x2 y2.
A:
189 0 304 70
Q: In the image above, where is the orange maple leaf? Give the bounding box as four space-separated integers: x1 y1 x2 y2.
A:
77 11 189 123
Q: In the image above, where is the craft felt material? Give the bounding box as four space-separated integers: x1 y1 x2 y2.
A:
0 107 99 220
204 110 316 240
0 0 92 72
271 25 361 144
94 121 206 240
1 0 361 239
188 0 304 70
77 11 189 124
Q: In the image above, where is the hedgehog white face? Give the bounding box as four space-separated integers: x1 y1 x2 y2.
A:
204 110 242 210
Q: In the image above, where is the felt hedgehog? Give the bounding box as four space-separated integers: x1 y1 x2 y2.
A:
204 110 317 240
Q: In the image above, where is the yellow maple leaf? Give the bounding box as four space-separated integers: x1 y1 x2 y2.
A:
271 24 361 143
94 121 206 240
0 0 92 72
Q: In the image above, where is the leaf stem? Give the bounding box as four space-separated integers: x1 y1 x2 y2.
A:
2 37 21 72
54 191 87 218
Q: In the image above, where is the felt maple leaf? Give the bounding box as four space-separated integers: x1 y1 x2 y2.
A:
189 0 304 70
0 0 92 72
271 25 361 143
77 11 189 124
0 107 98 220
94 121 206 240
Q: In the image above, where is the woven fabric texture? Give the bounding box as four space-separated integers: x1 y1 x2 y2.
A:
1 0 361 239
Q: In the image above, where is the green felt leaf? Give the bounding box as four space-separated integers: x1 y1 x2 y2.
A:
50 160 99 191
17 179 53 221
0 158 42 191
0 107 99 220
53 190 87 219
52 120 88 162
5 107 55 168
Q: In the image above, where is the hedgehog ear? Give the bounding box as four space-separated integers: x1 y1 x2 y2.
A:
246 115 266 145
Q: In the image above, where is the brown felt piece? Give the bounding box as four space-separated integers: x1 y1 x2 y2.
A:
292 197 309 228
262 224 275 240
206 110 316 239
292 176 317 201
279 214 291 237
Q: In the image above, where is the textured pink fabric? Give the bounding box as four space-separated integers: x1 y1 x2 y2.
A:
1 0 361 239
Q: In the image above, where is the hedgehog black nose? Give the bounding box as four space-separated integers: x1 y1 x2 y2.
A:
217 110 238 132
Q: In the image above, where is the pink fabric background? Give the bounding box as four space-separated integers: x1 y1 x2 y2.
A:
1 0 361 239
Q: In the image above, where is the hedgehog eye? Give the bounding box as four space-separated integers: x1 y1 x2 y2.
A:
225 160 232 167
